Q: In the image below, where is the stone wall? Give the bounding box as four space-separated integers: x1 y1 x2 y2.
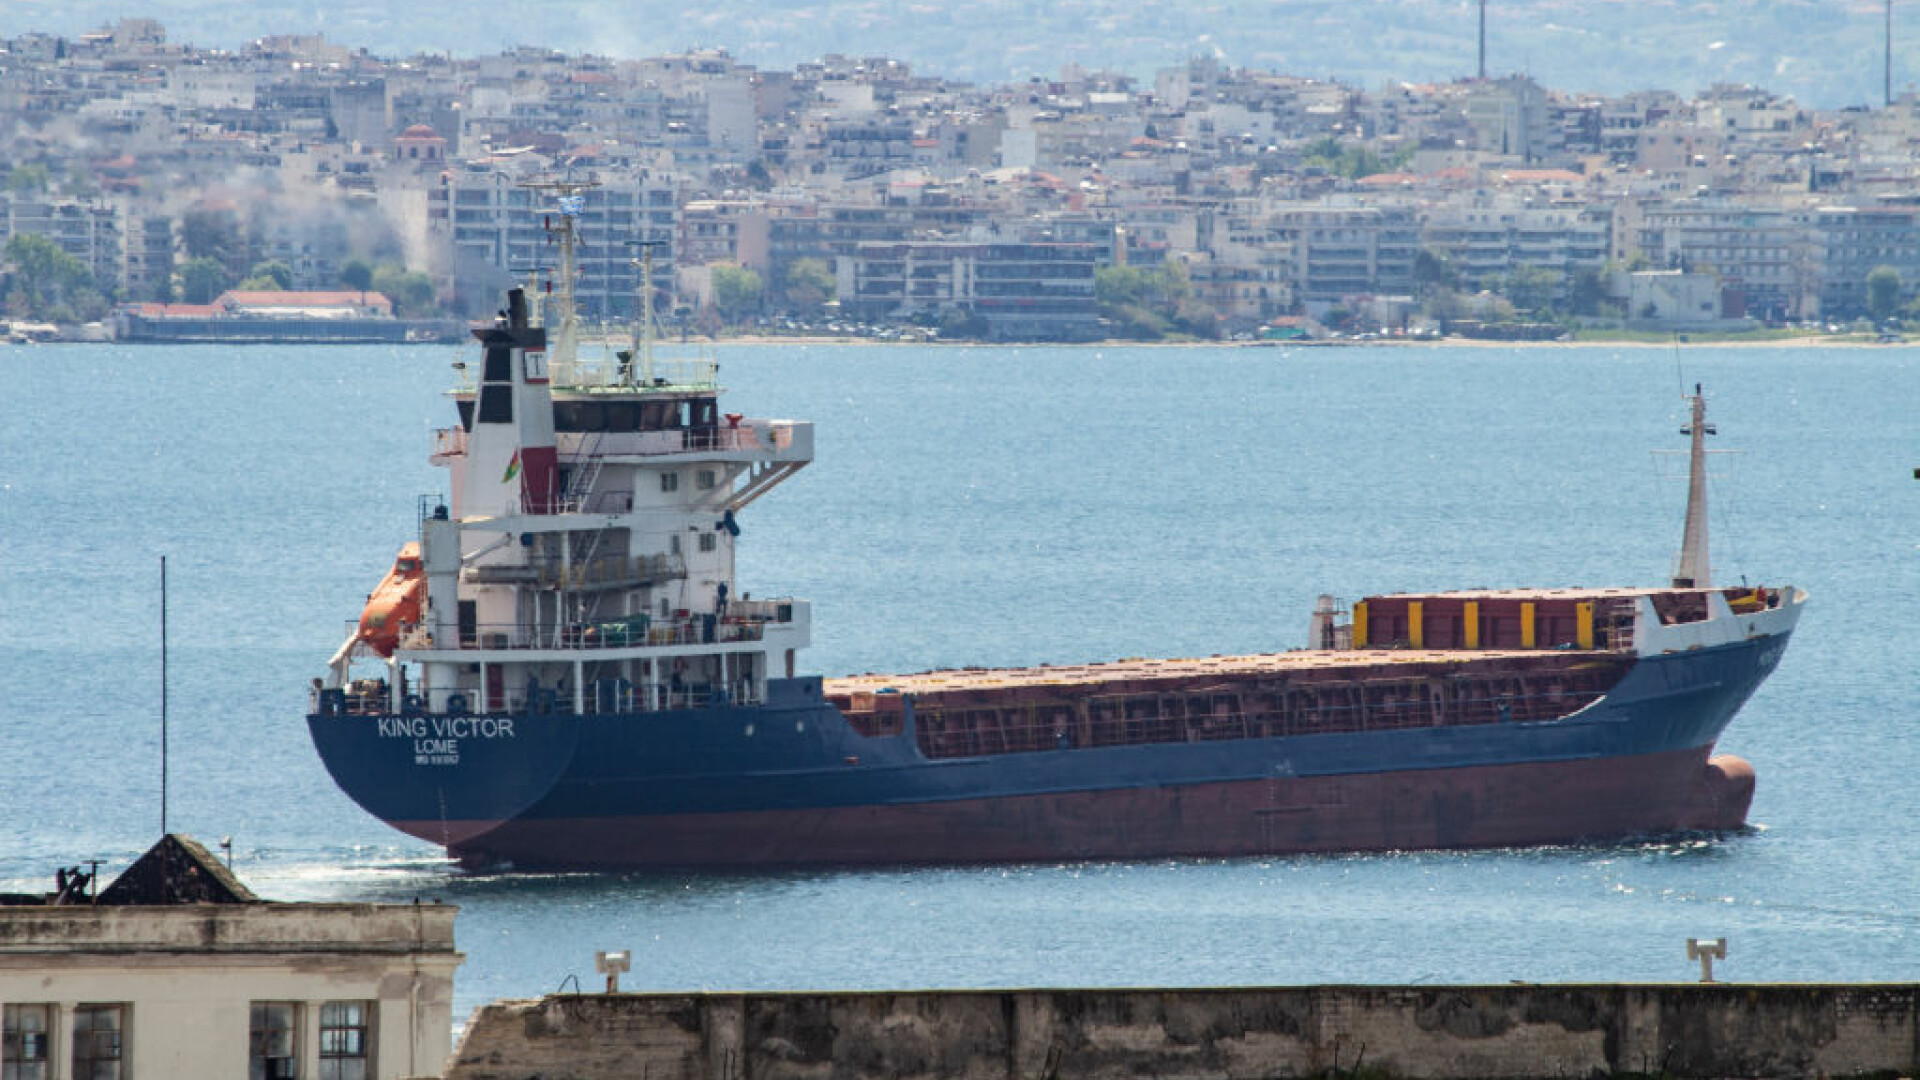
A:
445 984 1920 1079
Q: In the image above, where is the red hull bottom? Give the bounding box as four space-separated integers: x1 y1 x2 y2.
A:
398 747 1755 870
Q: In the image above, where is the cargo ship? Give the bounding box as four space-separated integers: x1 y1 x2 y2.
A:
307 184 1803 870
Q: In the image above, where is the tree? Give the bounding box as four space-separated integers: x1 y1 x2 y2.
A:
1867 265 1903 323
372 265 437 315
1095 264 1172 338
179 256 231 304
181 206 242 267
1411 249 1457 299
782 257 834 310
242 260 295 291
1295 136 1409 180
1300 136 1345 170
1094 262 1217 340
1499 265 1562 316
6 163 51 195
148 273 177 304
1567 267 1612 317
710 263 764 322
2 233 103 321
340 258 375 300
1421 287 1468 328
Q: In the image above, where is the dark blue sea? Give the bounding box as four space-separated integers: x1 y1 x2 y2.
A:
2 340 1914 1020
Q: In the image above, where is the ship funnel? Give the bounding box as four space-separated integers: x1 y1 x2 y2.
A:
507 288 528 329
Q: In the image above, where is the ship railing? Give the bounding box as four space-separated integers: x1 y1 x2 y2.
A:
729 598 799 623
433 422 774 465
323 680 765 717
554 550 679 589
431 426 467 458
372 599 794 655
452 614 771 651
584 680 765 715
570 489 635 514
463 552 681 589
514 489 636 515
907 682 1617 759
550 354 721 391
558 423 789 458
689 424 783 452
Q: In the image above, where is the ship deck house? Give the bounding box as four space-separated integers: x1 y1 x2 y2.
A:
0 835 460 1080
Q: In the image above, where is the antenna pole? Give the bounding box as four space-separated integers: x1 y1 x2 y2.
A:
160 554 169 837
642 245 656 386
1478 0 1487 79
626 240 666 387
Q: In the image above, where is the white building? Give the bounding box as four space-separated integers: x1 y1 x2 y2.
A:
1614 267 1732 326
0 835 460 1080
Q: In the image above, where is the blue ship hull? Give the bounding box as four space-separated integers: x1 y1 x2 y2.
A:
307 629 1790 869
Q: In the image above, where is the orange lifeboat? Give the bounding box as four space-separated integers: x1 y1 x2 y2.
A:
358 542 425 657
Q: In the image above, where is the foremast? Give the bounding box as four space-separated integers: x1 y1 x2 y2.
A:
1672 384 1715 589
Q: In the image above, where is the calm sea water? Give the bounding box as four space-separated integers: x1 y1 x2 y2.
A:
2 340 1916 1021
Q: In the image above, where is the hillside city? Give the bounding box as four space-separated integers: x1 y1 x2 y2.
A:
7 17 1920 342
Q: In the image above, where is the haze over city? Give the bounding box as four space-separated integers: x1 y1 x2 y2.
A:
10 0 1920 107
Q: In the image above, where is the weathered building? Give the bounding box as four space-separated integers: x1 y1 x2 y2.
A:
0 835 461 1080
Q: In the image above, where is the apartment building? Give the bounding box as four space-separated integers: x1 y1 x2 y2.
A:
439 166 681 318
1812 204 1920 317
837 230 1102 339
1263 203 1419 305
1423 198 1612 293
1635 199 1813 321
0 196 122 290
766 198 986 294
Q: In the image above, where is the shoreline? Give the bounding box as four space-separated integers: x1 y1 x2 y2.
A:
705 333 1891 348
6 331 1898 349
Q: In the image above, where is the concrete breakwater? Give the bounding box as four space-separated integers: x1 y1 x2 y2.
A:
445 984 1920 1079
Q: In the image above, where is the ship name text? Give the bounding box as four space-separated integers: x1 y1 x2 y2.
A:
375 715 517 766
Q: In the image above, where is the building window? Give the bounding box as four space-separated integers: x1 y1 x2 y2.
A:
3 1004 51 1080
698 532 717 553
250 1002 298 1080
696 469 717 489
71 1005 125 1080
669 534 681 555
317 1002 370 1080
660 472 679 492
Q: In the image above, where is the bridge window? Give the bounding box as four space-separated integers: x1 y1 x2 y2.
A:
477 385 513 423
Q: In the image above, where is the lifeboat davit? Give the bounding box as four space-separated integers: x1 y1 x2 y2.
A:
357 542 425 657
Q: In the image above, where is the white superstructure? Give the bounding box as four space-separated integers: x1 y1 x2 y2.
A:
324 180 813 721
